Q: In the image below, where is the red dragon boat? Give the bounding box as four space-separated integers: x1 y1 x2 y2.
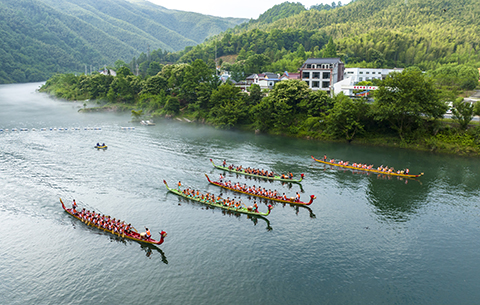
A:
60 198 167 245
311 156 424 179
205 174 316 206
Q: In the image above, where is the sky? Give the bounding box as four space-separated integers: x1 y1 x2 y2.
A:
146 0 351 19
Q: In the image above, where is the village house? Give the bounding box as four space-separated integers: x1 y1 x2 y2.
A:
299 58 345 94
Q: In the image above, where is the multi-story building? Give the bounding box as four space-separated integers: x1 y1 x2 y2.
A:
333 67 404 97
299 58 345 94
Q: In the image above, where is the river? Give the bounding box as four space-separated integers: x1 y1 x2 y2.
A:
1 82 479 305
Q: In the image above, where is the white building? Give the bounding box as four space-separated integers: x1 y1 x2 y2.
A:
299 58 345 94
333 67 404 97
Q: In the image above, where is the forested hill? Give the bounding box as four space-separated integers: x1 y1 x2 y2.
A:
178 0 480 72
0 0 246 83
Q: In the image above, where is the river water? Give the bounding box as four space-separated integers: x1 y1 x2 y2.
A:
1 82 479 305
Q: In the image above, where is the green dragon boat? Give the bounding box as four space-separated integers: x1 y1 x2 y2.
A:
163 180 273 217
210 159 304 183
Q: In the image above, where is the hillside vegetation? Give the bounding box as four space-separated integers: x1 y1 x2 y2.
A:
0 0 246 83
170 0 479 75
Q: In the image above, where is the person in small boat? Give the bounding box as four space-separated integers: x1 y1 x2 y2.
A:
323 155 327 161
96 143 100 147
102 143 105 146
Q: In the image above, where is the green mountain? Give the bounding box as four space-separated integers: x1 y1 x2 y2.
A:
0 0 246 83
176 0 480 72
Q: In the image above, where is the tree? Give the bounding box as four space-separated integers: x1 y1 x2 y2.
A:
299 89 333 117
322 37 337 58
163 96 180 114
147 62 163 76
372 68 447 139
117 66 133 77
475 101 480 116
267 79 311 130
247 84 264 106
452 98 475 130
209 83 246 128
131 109 143 122
327 94 368 142
244 54 270 75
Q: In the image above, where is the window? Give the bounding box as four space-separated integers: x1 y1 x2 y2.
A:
366 72 370 74
347 71 354 74
360 72 363 74
306 64 312 68
359 77 363 81
302 72 310 79
312 81 320 88
305 81 310 87
323 72 330 79
322 81 330 88
312 72 320 79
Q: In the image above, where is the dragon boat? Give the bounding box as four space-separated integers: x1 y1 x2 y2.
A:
205 174 316 206
60 198 167 245
311 155 424 178
210 159 304 183
163 180 272 216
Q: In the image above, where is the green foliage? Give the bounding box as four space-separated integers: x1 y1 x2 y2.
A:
372 68 447 139
327 94 368 141
322 37 337 58
0 0 246 84
452 98 476 130
475 101 480 116
131 109 143 122
163 96 180 114
247 2 306 25
209 83 247 128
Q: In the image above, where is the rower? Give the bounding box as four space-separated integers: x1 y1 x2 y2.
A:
72 199 77 211
145 228 152 239
97 143 100 146
295 192 301 202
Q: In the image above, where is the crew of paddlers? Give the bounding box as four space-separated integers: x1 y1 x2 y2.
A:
69 201 151 239
215 177 301 202
180 186 261 213
222 160 294 179
323 155 410 175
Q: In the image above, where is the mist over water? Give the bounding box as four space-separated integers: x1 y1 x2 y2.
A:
1 83 480 304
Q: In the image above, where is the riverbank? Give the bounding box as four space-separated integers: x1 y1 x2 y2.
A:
74 102 480 157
